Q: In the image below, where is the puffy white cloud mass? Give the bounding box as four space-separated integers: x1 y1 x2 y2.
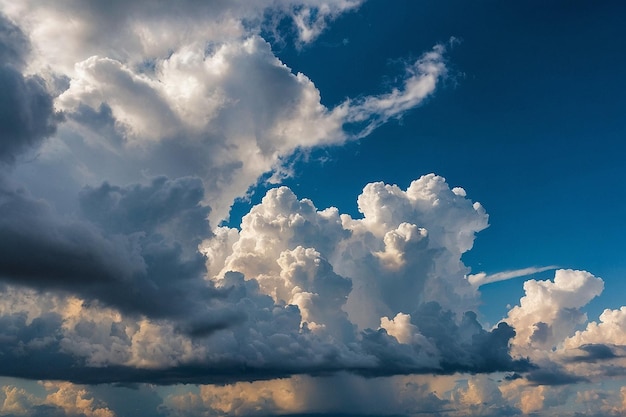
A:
1 0 446 223
0 0 502 385
505 269 605 357
206 174 489 330
493 268 626 413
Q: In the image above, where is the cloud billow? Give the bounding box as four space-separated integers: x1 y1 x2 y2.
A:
0 174 529 384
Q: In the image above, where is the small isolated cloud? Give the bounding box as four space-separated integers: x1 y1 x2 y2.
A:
498 268 626 397
565 306 626 348
468 265 559 287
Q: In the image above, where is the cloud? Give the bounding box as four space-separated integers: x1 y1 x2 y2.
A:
495 268 626 399
564 344 621 363
48 36 447 223
0 175 529 384
288 1 363 45
337 44 448 139
468 265 559 287
0 176 224 322
525 366 588 386
0 1 360 76
207 174 488 328
0 13 61 164
0 382 115 417
0 0 446 223
203 175 526 377
504 269 604 357
565 306 626 348
0 13 29 67
0 180 147 290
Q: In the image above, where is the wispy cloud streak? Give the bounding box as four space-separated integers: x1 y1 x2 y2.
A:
468 265 559 287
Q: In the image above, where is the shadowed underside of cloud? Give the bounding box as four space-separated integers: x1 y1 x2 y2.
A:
0 176 225 321
525 367 589 386
565 344 621 363
0 269 531 385
0 357 529 387
0 14 60 164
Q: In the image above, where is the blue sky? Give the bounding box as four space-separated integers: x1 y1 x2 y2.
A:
1 1 626 416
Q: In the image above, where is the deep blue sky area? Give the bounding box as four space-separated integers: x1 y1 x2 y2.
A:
233 0 626 324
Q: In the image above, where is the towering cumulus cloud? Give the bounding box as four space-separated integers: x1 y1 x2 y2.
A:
203 175 526 377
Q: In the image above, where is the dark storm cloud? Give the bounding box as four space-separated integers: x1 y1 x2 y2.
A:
0 13 29 67
69 103 125 146
360 303 532 376
0 176 225 322
0 182 146 288
0 271 530 385
526 366 588 386
413 303 532 374
79 175 210 244
565 344 623 363
0 14 61 164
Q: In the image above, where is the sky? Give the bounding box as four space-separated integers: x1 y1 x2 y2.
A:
0 1 625 416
